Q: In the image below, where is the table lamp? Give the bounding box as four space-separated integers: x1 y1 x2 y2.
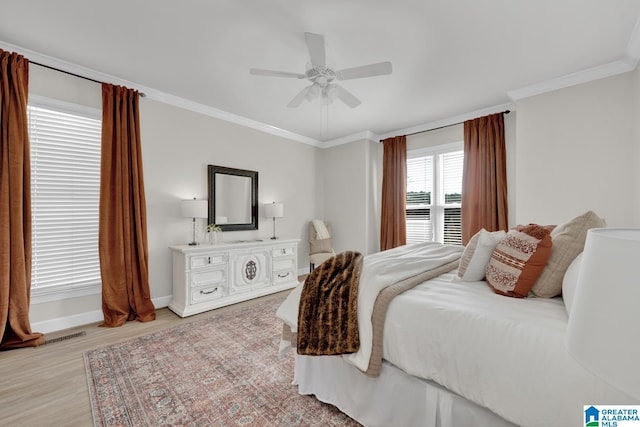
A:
181 198 208 245
264 202 284 240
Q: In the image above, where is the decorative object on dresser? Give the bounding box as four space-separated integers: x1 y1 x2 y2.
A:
208 165 258 231
206 223 222 244
180 197 208 246
264 202 284 240
566 227 640 400
169 239 299 317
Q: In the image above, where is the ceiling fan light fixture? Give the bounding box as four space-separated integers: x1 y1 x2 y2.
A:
250 32 392 108
304 83 321 102
325 84 338 103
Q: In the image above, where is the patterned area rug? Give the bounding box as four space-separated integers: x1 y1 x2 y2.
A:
84 296 360 426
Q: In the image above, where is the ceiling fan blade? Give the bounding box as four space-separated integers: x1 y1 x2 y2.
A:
333 84 361 108
336 61 392 81
304 32 326 67
287 85 313 108
249 68 306 79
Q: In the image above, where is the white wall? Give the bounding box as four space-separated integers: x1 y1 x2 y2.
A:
27 66 320 330
514 72 635 226
140 99 319 300
321 138 380 256
407 123 464 152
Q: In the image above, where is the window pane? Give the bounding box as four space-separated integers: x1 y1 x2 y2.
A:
407 208 432 244
407 156 432 206
29 105 102 290
443 207 462 245
443 150 463 204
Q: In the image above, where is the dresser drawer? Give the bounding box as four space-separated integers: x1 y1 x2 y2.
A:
191 284 224 304
273 256 295 272
272 246 295 258
190 253 226 270
273 270 296 285
190 267 226 287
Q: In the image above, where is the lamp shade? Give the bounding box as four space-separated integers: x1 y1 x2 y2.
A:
264 202 284 219
566 228 640 399
181 199 208 218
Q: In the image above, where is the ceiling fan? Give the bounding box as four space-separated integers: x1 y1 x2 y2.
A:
250 32 392 108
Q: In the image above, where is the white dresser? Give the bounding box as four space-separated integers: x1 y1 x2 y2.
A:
169 238 300 317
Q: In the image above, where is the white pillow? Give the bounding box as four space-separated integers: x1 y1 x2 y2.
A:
458 229 506 282
562 252 583 316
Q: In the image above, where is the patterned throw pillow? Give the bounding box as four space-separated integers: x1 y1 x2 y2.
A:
485 224 553 298
458 229 507 281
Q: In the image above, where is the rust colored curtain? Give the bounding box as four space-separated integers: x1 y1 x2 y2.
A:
461 112 509 245
99 83 155 327
0 50 45 348
380 135 407 251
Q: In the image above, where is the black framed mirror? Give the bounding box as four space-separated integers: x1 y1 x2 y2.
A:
207 165 258 231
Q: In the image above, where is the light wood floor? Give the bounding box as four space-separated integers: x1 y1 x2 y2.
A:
0 290 291 427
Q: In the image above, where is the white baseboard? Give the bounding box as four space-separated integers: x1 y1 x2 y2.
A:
32 295 173 334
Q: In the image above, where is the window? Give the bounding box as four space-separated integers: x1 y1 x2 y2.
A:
28 100 102 298
406 143 463 245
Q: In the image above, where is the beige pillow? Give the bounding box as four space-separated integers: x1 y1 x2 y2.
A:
458 229 506 281
310 238 332 254
531 210 605 298
486 224 553 298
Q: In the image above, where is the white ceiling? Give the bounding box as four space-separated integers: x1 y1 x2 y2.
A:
1 1 640 145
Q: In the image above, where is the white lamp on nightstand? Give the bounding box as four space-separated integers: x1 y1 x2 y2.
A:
181 198 208 246
264 202 284 240
566 228 640 400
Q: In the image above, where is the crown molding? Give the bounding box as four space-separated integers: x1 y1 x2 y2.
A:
377 102 515 141
624 15 640 68
144 88 322 146
320 130 380 148
0 40 322 147
507 15 640 101
507 59 635 101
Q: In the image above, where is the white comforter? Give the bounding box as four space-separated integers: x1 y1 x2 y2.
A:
383 271 635 427
276 242 463 371
278 243 637 427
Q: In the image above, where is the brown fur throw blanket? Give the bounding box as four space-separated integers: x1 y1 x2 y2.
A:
297 251 363 355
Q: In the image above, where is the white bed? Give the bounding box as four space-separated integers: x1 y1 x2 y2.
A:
277 245 635 427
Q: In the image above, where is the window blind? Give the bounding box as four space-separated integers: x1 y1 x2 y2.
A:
29 105 102 291
406 156 433 244
442 151 463 245
406 147 463 246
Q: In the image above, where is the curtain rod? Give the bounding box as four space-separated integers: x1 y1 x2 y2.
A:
403 109 511 138
30 61 147 97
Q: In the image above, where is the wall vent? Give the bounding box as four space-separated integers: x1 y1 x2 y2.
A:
44 331 87 344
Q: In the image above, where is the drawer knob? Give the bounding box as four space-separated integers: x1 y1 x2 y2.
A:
207 256 211 264
278 272 290 278
200 288 218 295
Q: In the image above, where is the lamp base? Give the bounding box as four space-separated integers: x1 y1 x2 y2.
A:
188 241 198 246
270 236 278 240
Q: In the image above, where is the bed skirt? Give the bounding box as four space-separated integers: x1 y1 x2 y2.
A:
294 354 516 427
